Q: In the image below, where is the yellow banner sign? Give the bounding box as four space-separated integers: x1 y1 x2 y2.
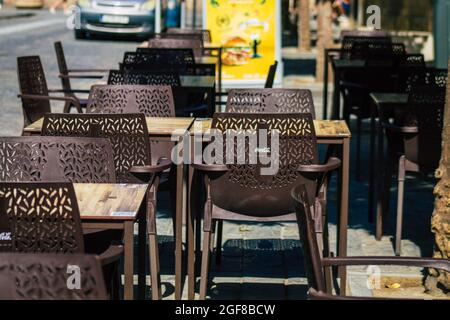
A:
203 0 279 83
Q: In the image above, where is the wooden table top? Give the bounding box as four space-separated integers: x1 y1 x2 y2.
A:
23 117 195 136
190 119 351 138
332 59 365 69
179 75 216 88
74 183 147 221
370 93 409 106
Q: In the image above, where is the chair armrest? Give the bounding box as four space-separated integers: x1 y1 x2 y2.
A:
192 163 229 172
98 244 124 267
68 68 109 73
130 158 172 174
322 256 450 273
18 93 82 113
339 81 367 90
59 74 104 79
297 157 341 173
383 123 419 134
48 88 90 94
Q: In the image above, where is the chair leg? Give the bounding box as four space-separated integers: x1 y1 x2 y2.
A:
395 156 406 256
63 101 71 113
355 115 362 181
199 230 212 300
149 233 162 300
215 220 223 266
147 186 162 300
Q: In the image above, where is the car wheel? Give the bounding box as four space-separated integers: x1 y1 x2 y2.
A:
74 29 87 40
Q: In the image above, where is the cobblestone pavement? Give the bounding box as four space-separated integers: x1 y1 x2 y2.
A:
0 10 437 299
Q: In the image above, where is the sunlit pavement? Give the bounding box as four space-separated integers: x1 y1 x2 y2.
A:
0 11 435 299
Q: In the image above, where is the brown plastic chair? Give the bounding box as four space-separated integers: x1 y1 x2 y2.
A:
291 184 450 298
108 69 181 87
0 253 107 300
0 181 123 298
383 86 446 256
193 113 341 299
148 38 203 58
0 136 115 183
54 42 107 114
86 84 175 162
41 113 171 299
166 28 212 43
226 88 315 117
17 56 82 128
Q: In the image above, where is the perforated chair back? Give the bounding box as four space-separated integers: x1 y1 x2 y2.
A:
41 113 152 183
0 181 85 254
209 113 319 217
0 136 116 183
0 253 107 300
17 56 51 126
226 89 315 118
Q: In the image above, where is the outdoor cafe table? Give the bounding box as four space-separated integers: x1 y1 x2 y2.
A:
74 183 148 300
22 116 195 300
185 119 352 298
369 93 409 239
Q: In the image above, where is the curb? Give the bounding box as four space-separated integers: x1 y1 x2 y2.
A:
0 12 35 20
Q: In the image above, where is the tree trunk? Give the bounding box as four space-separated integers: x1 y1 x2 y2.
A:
298 0 311 52
315 0 333 82
426 65 450 295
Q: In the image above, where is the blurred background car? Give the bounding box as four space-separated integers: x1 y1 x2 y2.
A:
14 0 43 8
75 0 156 39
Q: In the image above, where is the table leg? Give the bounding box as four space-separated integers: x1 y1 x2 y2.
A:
138 210 146 299
323 49 329 120
123 221 134 300
338 137 350 295
331 67 341 120
174 162 184 300
368 101 377 223
187 164 196 300
375 114 385 240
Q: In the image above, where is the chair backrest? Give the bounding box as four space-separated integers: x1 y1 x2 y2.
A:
340 36 392 60
403 85 446 169
291 184 327 292
166 28 212 43
147 38 203 58
226 89 315 118
87 84 176 117
108 69 181 86
133 48 195 69
54 41 72 94
0 253 107 300
396 54 426 93
0 181 85 254
41 113 152 183
0 136 116 183
340 29 390 40
209 113 319 217
17 56 51 126
264 61 278 89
